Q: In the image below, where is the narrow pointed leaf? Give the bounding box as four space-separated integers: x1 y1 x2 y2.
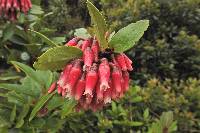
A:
28 29 58 47
10 105 16 122
29 92 55 121
87 0 108 50
33 46 82 71
109 20 149 53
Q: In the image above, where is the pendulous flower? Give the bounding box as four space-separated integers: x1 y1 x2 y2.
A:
48 36 133 111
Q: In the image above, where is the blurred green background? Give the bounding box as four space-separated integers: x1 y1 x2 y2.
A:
0 0 200 132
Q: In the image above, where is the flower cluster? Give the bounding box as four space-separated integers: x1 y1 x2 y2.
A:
48 37 133 111
0 0 32 21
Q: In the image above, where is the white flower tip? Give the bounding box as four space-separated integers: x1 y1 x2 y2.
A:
104 97 111 104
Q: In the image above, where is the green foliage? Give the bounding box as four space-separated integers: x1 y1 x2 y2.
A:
109 20 149 53
28 29 58 47
33 46 83 70
0 62 77 132
87 0 108 50
0 0 200 133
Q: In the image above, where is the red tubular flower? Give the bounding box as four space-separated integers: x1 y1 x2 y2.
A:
111 88 118 100
83 47 94 69
115 54 127 71
74 73 86 100
64 60 82 94
62 88 67 97
46 34 134 111
91 39 99 62
96 82 103 102
65 38 79 46
122 71 129 91
6 0 11 10
57 63 73 87
112 65 122 93
84 64 98 97
119 78 125 98
47 82 57 93
0 0 32 21
81 38 92 51
98 58 110 91
123 54 133 71
103 80 112 104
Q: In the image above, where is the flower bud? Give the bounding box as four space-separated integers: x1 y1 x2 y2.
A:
47 82 56 93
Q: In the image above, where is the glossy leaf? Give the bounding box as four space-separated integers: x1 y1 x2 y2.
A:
87 0 108 50
29 92 55 121
109 20 149 53
33 46 82 71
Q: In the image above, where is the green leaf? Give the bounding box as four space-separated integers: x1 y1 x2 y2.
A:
10 105 16 122
61 99 76 119
143 108 149 119
160 111 174 128
74 28 91 39
109 20 149 53
15 104 30 128
131 96 143 103
33 46 82 71
6 91 27 105
52 37 66 44
10 61 43 85
0 83 36 96
0 75 21 81
87 0 108 50
2 24 15 42
29 92 55 121
29 118 46 128
28 29 58 47
113 120 143 127
30 5 44 15
47 96 64 111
